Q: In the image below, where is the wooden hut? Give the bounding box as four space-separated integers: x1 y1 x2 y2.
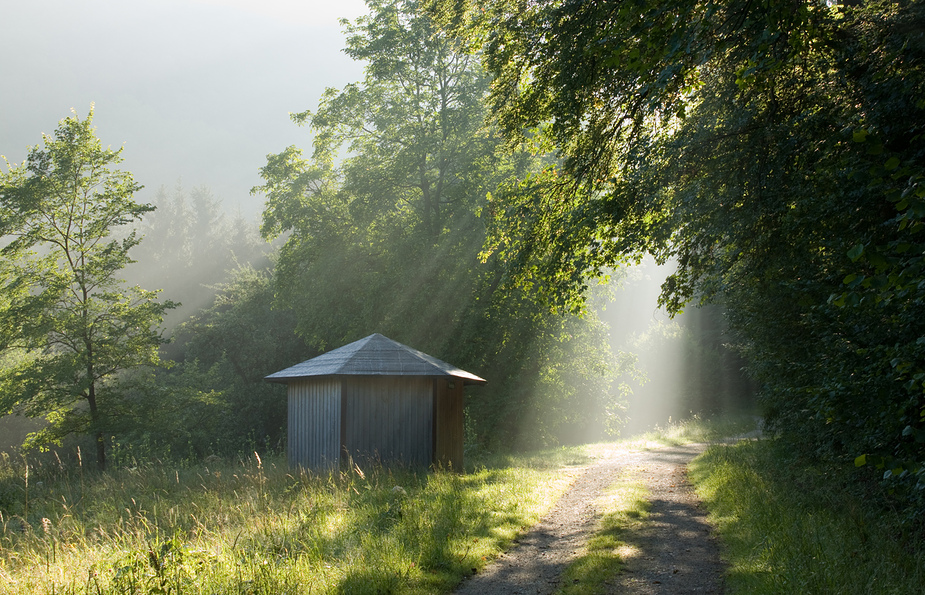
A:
265 333 486 471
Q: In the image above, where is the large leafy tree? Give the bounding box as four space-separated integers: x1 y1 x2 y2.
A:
434 0 925 492
0 109 175 469
257 0 503 349
256 0 623 447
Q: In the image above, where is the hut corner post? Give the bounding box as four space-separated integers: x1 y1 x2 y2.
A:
433 379 465 472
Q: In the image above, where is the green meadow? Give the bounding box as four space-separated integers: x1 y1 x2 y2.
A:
0 449 581 594
3 418 925 594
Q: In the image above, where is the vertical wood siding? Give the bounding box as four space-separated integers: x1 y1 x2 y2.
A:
434 380 465 470
342 376 433 467
287 378 341 470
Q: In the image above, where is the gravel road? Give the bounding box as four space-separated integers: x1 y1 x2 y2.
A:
452 443 725 595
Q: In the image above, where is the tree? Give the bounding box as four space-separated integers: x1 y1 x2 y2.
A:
255 0 625 448
256 0 520 351
0 108 175 469
434 0 925 496
112 265 309 460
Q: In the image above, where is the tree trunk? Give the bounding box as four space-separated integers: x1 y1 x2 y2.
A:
95 430 106 471
85 339 106 470
421 179 434 239
86 386 106 470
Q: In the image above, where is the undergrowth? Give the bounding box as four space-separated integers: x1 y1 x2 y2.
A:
634 414 759 446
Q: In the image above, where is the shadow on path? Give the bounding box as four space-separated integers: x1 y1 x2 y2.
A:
452 444 724 595
607 445 724 594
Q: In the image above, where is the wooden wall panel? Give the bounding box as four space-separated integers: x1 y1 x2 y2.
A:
341 376 433 468
287 378 341 470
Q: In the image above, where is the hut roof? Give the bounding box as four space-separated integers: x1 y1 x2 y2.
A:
265 333 487 385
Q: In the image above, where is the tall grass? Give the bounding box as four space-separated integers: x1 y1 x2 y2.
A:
690 439 925 594
15 419 917 595
0 449 583 594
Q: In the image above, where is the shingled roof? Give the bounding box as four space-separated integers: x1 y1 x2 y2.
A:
265 333 487 385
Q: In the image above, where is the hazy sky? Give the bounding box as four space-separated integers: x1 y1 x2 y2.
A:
0 0 368 216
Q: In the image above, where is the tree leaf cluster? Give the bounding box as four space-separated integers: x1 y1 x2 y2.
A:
434 0 925 510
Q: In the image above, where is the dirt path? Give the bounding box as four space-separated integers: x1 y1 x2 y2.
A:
453 443 724 595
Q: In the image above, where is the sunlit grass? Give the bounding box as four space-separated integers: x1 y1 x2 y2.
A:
628 414 759 448
561 418 925 594
689 439 925 594
13 417 916 595
555 467 650 595
549 415 758 595
0 451 578 594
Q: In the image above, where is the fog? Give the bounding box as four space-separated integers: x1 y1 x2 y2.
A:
0 0 367 218
598 258 754 435
0 0 372 455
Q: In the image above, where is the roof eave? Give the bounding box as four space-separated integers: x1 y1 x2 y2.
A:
264 372 486 385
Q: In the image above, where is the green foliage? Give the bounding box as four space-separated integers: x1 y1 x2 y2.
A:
433 0 925 504
690 439 925 594
612 300 755 436
451 292 623 451
0 108 175 469
115 180 290 460
126 182 272 329
256 0 623 448
122 266 306 459
256 0 506 350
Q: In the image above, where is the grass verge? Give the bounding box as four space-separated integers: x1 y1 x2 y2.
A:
0 449 586 594
689 439 925 594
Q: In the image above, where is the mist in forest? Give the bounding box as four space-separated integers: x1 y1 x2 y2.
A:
122 183 274 330
0 0 756 461
0 0 377 460
0 0 374 332
598 257 755 435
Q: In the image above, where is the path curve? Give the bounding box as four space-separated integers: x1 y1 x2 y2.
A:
453 443 724 595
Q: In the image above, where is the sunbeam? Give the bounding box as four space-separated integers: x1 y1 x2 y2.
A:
597 257 754 435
